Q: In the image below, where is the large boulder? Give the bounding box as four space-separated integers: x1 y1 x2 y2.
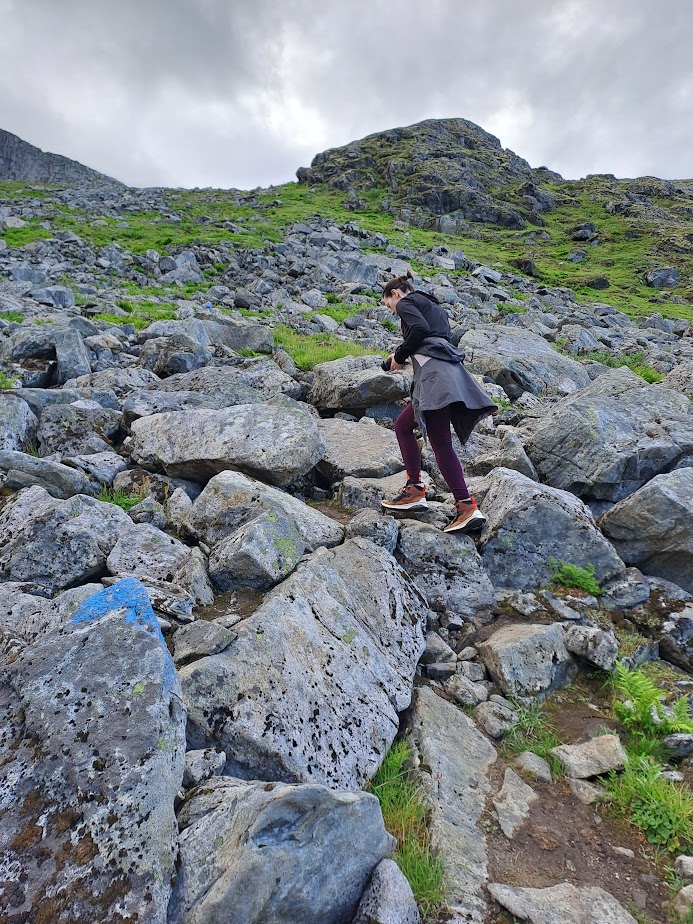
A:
478 623 576 697
121 388 250 426
0 486 134 593
37 401 122 457
180 538 428 789
550 735 627 778
158 360 301 401
130 405 325 486
316 417 403 482
138 333 212 377
106 523 214 605
0 393 38 451
524 368 693 502
64 367 161 396
308 354 410 410
599 469 693 593
661 362 693 398
407 687 497 923
200 317 275 354
396 520 496 624
459 325 590 399
188 469 343 550
169 778 394 924
0 578 185 924
54 328 92 384
472 468 624 590
0 449 98 498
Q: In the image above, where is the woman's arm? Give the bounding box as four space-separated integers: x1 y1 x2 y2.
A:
394 298 431 364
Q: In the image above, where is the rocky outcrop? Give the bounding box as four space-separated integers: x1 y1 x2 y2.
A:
0 127 123 185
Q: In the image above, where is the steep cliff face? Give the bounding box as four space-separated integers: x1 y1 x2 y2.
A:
0 128 123 186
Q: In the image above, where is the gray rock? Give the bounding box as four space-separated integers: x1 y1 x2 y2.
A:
600 567 651 610
659 604 693 672
121 388 235 425
353 859 420 924
139 333 212 377
569 778 603 804
488 882 638 924
443 673 488 706
421 631 457 664
426 660 457 681
673 885 693 917
200 317 274 354
0 449 98 498
181 539 427 788
338 471 432 511
64 366 161 395
208 508 305 591
525 368 693 502
0 581 103 648
345 509 399 554
457 660 487 681
130 405 325 486
563 624 618 670
0 487 134 593
645 267 681 288
514 751 552 783
662 362 693 398
316 417 403 482
0 393 38 451
407 687 497 923
9 386 82 417
460 325 590 399
0 578 185 924
493 768 538 838
473 468 624 591
188 469 343 550
473 700 519 738
107 523 214 605
600 469 693 593
37 401 122 456
55 328 91 384
675 855 693 880
182 748 227 788
65 450 128 486
397 520 496 624
663 733 693 758
308 354 410 410
170 777 394 924
161 358 301 401
173 621 236 667
478 623 576 697
550 734 627 778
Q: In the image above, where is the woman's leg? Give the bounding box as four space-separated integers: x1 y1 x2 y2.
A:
393 402 422 483
424 406 471 500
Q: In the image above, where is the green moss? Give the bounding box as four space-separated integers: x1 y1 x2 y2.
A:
272 325 385 370
342 628 357 644
584 350 664 383
0 310 23 323
549 559 603 595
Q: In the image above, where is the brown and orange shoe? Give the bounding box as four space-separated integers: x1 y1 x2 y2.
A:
381 480 428 511
443 497 486 533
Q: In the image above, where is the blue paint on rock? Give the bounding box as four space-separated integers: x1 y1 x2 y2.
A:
72 577 177 692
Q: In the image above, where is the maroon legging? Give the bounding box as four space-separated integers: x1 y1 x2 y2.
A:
394 403 470 501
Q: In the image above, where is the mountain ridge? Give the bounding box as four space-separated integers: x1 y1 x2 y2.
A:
0 127 123 187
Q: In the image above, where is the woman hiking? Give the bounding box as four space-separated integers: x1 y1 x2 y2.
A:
380 271 497 533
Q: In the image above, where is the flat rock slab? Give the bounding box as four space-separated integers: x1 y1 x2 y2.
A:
169 777 394 924
0 578 185 924
338 471 432 511
130 404 325 486
550 734 627 778
180 538 428 789
0 393 38 451
158 359 301 401
600 468 693 593
488 882 638 924
525 367 693 502
473 467 624 591
493 768 538 839
407 686 497 924
0 449 98 498
316 417 403 482
478 623 576 697
308 354 410 410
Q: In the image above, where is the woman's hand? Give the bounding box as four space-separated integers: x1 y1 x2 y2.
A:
388 354 404 371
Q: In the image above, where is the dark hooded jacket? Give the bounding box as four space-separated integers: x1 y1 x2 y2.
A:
394 290 497 444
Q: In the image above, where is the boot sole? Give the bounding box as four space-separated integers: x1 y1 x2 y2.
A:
444 511 486 533
381 498 429 511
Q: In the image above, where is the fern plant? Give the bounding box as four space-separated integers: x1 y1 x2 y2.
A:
611 664 693 738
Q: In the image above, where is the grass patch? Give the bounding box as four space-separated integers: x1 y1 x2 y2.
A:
0 310 23 323
0 371 19 389
93 299 178 330
549 560 603 595
500 699 564 776
316 301 362 324
369 741 446 921
272 325 384 370
585 350 665 384
98 486 146 512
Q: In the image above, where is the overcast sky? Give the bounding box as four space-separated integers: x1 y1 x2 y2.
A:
0 0 691 189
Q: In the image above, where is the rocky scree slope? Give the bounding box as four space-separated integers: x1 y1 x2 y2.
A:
0 119 693 923
0 127 123 187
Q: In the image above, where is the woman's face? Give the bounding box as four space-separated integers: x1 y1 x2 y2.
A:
383 288 403 315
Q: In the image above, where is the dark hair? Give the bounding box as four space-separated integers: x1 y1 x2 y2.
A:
383 270 414 298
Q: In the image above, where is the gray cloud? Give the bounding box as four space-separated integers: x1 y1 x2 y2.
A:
0 0 691 187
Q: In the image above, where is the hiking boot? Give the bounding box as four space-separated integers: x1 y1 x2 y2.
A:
381 480 428 511
443 497 486 533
